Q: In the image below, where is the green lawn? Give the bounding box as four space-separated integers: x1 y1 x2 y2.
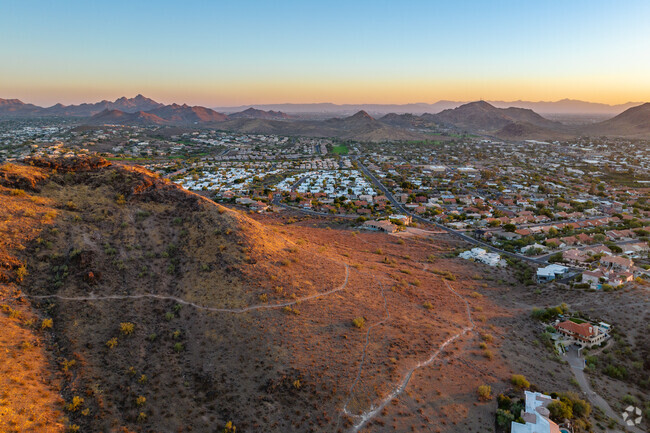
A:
332 145 349 155
569 318 587 324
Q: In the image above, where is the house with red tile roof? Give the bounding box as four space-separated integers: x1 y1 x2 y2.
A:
555 320 607 348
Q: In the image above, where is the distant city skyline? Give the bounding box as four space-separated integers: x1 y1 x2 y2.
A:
2 0 649 106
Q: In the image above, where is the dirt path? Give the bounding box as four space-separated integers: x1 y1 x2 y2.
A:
337 277 391 431
25 263 349 314
344 279 475 433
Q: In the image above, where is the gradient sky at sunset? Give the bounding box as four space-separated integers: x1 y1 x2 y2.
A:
2 0 649 106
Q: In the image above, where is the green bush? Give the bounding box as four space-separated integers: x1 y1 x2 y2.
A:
511 374 530 390
477 384 492 401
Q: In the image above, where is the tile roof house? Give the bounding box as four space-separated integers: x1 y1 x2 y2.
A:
555 320 607 347
363 220 397 233
562 249 590 264
600 255 634 271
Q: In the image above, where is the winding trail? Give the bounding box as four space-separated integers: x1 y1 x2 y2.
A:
24 264 349 314
337 278 391 431
344 279 476 432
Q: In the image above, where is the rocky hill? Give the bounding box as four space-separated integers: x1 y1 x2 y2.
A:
88 104 228 126
431 101 561 132
229 107 291 120
583 102 650 138
0 156 510 433
218 110 432 142
2 156 648 433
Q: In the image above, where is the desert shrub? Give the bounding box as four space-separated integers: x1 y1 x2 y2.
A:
531 303 568 322
511 374 530 390
293 379 301 389
496 408 514 428
481 333 494 343
106 337 118 349
570 396 591 418
222 421 236 433
61 359 76 372
621 394 636 405
115 194 126 205
483 350 494 360
604 364 627 379
497 394 511 410
477 384 492 401
283 306 300 315
352 317 366 329
258 293 268 302
66 396 84 412
423 301 434 310
120 322 135 336
173 342 184 352
470 291 482 298
139 374 147 384
547 400 572 422
137 412 147 422
41 318 53 329
15 265 28 282
136 395 146 407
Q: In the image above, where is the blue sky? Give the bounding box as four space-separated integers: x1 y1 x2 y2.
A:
1 0 649 105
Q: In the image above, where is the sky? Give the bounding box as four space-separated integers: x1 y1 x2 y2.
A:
1 0 650 106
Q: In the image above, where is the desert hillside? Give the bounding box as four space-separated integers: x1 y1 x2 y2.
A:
2 157 647 433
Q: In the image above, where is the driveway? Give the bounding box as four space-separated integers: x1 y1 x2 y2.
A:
564 345 644 433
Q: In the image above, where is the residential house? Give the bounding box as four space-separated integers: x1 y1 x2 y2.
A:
562 249 590 265
554 320 607 348
600 255 634 271
536 264 569 283
511 391 562 433
363 220 397 233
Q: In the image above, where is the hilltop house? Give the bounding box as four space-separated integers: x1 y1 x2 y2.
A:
511 391 562 433
363 220 398 233
459 248 504 267
554 320 607 348
536 264 569 283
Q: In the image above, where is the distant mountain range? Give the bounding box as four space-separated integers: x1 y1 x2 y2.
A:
2 94 650 141
228 107 292 120
380 100 650 140
0 94 164 117
214 99 643 116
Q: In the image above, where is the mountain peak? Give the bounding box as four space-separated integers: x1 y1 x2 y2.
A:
349 110 374 120
463 100 496 110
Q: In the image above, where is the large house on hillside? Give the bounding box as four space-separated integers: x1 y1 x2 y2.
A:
554 320 608 348
363 219 398 233
511 391 562 433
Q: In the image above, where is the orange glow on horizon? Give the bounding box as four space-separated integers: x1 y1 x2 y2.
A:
2 75 649 107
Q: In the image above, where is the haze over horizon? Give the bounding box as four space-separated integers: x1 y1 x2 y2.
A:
2 0 650 106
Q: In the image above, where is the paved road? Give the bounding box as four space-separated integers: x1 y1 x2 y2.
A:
352 157 573 268
565 345 644 433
